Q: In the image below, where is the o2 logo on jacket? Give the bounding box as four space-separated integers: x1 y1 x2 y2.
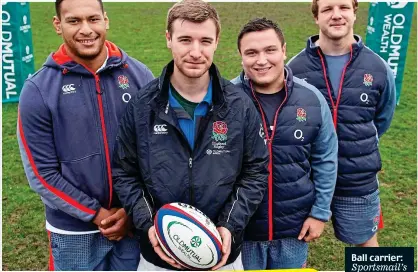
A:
122 93 131 103
360 93 370 104
294 129 304 142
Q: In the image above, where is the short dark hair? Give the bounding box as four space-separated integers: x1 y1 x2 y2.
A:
237 17 285 53
55 0 104 19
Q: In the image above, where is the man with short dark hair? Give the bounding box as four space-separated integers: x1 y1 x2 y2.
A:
112 0 269 271
17 0 154 270
288 0 396 247
232 17 338 269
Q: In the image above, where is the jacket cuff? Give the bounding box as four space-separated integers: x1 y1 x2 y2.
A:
309 205 331 222
89 204 103 223
216 221 235 236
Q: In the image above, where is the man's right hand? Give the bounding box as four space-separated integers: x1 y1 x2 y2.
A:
93 207 117 227
148 226 183 269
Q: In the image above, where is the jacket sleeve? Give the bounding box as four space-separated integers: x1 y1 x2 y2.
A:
217 98 269 235
309 88 338 222
112 98 154 234
17 80 101 222
374 60 396 138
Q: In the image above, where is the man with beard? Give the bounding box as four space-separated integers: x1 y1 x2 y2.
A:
288 0 396 247
112 0 268 270
17 0 154 270
231 17 338 269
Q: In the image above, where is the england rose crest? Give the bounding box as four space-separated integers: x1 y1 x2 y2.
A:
212 121 228 142
363 74 373 87
118 75 130 89
296 108 307 122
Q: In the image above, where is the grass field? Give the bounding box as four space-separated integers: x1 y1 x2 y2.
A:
2 2 417 271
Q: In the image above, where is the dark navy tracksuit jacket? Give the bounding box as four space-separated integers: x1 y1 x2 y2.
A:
17 41 154 232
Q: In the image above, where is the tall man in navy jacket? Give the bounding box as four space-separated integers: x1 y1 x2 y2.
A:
288 0 396 247
231 18 338 269
17 0 154 270
112 0 268 270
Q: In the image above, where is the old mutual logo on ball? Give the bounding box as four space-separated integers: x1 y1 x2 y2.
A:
167 221 214 266
190 236 202 248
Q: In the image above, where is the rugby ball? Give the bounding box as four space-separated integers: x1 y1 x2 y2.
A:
154 202 222 270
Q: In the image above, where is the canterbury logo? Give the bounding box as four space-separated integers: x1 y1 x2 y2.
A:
62 84 76 94
153 124 168 135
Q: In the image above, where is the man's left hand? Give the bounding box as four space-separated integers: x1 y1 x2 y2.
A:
211 227 231 271
298 217 325 242
99 208 132 241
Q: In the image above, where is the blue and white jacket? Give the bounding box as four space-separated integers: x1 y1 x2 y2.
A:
17 41 154 233
288 35 396 197
231 66 338 240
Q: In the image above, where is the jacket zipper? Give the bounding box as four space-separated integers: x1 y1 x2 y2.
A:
94 75 113 209
188 157 193 204
189 112 213 205
317 47 353 129
161 106 196 205
66 64 114 209
249 81 288 241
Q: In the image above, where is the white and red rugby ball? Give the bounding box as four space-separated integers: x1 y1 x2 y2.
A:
154 202 222 270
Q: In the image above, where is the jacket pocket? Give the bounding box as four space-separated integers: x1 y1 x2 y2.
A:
60 154 107 205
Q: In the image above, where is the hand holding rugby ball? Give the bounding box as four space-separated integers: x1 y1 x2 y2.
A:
154 202 223 270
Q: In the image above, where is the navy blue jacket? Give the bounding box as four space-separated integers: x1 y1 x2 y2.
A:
232 66 337 240
112 61 269 268
17 41 154 232
288 35 396 197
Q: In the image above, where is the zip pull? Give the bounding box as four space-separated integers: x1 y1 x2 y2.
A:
189 158 193 168
165 102 169 114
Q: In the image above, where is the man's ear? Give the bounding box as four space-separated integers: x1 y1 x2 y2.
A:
166 30 172 49
53 16 62 35
104 11 109 30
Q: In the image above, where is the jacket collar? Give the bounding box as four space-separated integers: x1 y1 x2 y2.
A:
305 34 363 60
48 40 126 75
